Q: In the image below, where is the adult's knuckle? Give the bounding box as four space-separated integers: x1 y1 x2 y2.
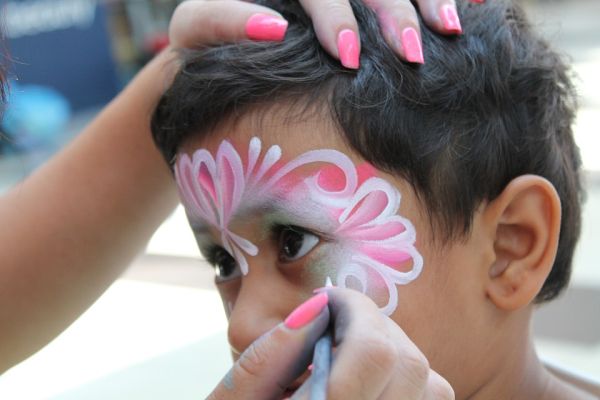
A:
322 0 354 20
362 334 398 371
401 349 431 386
236 339 268 380
364 0 412 14
387 1 419 23
184 1 228 40
392 0 418 14
178 0 208 23
199 6 222 37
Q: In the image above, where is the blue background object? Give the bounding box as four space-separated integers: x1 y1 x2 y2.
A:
2 82 71 150
5 0 120 111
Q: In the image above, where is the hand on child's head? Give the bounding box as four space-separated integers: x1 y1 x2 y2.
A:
168 0 467 65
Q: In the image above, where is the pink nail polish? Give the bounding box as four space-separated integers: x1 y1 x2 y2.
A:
470 0 485 3
337 29 360 69
245 13 288 41
401 27 424 64
440 5 462 34
284 292 329 330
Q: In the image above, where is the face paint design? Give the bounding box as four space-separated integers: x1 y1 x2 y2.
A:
176 137 423 315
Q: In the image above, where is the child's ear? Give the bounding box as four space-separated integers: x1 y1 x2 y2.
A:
482 175 562 311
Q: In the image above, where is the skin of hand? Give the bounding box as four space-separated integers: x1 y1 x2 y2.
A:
0 0 461 373
206 289 454 400
0 48 178 372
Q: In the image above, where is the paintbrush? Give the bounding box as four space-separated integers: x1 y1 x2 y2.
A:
309 277 334 400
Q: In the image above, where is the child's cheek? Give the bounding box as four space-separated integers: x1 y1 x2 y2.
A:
301 241 409 311
299 244 340 290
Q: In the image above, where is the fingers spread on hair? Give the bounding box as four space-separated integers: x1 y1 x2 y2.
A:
364 0 424 63
169 0 288 49
414 0 462 35
299 0 361 69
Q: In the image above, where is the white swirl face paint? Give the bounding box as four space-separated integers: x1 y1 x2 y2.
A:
175 137 423 315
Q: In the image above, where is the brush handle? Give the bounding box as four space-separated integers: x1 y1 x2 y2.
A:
310 331 332 400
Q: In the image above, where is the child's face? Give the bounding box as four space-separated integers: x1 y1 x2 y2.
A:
178 110 491 381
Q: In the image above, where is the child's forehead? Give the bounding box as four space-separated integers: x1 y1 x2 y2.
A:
179 109 357 161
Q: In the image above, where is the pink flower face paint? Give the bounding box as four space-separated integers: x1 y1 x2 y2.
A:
175 137 423 315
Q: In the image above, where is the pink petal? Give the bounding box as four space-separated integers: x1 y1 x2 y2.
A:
251 144 282 185
265 149 358 199
317 165 347 192
245 137 261 179
338 190 388 231
216 141 246 225
218 157 235 221
359 243 413 270
189 150 220 225
176 156 215 224
198 163 217 203
343 220 406 241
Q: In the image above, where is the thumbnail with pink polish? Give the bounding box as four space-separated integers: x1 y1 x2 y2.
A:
284 293 329 330
401 27 424 64
337 29 360 69
245 13 288 41
440 5 462 34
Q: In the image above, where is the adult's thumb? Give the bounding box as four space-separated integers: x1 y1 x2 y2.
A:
207 293 330 400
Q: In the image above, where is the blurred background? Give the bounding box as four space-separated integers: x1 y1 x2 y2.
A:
0 0 598 398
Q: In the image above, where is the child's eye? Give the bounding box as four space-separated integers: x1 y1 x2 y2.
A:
277 226 320 263
206 246 240 282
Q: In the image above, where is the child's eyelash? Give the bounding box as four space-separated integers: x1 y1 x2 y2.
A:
201 245 224 267
199 224 334 266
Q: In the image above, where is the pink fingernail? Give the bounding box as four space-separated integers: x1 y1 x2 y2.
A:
440 4 462 34
337 29 360 69
470 0 485 3
245 13 288 41
401 27 424 64
284 292 329 330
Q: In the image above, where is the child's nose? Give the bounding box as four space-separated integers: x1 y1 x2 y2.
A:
226 271 293 356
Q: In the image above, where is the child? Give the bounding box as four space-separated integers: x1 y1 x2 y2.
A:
152 0 591 398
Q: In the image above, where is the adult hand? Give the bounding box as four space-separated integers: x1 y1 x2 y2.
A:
168 0 466 66
207 289 454 399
